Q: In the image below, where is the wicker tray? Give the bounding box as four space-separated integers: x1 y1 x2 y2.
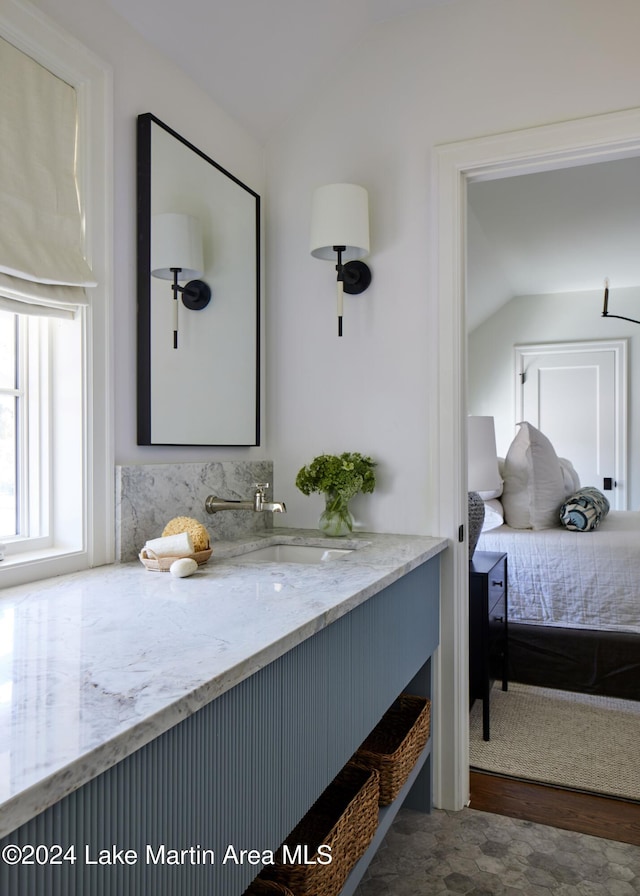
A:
242 880 294 896
138 547 212 571
354 694 431 805
260 762 379 896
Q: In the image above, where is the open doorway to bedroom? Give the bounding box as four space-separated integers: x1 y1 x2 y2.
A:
433 107 640 835
465 159 640 840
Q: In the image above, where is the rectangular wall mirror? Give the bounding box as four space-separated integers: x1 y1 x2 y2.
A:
137 113 260 445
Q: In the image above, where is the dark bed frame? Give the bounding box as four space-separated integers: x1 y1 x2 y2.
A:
506 622 640 701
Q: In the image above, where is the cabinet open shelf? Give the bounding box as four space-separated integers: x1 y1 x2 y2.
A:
340 734 433 896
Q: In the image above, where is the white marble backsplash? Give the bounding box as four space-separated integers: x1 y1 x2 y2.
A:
115 460 274 561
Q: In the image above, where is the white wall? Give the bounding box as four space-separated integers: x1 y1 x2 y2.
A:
265 0 640 534
26 0 640 812
30 0 267 465
469 286 640 507
28 0 640 524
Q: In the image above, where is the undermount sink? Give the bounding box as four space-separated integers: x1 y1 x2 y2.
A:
233 544 354 564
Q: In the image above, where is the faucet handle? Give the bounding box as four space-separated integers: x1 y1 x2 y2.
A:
254 482 270 492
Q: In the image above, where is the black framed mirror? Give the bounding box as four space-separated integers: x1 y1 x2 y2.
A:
137 113 260 445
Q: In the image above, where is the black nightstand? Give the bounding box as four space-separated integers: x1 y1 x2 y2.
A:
469 551 508 741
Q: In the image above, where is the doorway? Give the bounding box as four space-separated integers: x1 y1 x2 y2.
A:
515 339 627 510
433 107 640 812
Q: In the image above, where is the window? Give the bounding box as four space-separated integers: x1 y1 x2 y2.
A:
0 3 112 587
0 311 84 555
0 314 18 536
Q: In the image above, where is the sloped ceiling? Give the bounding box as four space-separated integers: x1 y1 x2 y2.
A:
105 0 459 143
106 0 640 329
467 155 640 331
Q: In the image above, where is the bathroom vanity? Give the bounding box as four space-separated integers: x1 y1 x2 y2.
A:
0 529 446 895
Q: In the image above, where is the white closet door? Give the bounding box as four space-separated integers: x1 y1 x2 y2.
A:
515 340 627 510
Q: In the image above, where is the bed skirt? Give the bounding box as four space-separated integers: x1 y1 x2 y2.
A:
505 623 640 701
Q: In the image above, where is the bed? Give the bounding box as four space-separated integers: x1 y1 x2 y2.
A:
474 422 640 700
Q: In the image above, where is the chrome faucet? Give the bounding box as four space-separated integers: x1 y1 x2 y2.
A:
205 483 287 515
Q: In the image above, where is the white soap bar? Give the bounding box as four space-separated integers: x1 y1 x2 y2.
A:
145 532 194 558
170 557 198 578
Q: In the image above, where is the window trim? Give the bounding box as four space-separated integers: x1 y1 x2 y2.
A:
0 1 113 587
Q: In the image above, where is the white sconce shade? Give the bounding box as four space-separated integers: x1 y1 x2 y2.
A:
310 183 370 261
467 416 501 493
150 212 211 350
151 213 204 280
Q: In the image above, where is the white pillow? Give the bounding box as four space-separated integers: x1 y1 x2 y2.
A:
501 422 565 530
558 457 581 495
478 481 503 500
482 498 504 531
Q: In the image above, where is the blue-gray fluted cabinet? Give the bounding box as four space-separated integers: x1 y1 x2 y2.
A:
0 558 439 896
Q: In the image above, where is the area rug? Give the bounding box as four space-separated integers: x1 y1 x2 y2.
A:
469 682 640 801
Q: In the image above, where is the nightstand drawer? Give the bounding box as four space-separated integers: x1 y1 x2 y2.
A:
487 591 507 620
487 557 506 608
488 590 506 624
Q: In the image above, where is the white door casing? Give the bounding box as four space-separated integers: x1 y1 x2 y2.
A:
515 340 627 510
434 108 640 812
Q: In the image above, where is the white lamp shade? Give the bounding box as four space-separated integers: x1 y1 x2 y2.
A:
151 213 204 280
468 416 502 493
310 183 370 261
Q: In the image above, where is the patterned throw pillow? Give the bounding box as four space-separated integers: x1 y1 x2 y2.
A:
559 487 610 531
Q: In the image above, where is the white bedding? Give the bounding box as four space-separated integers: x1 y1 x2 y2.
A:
476 511 640 634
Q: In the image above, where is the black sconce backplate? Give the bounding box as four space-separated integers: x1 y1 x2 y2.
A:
182 279 212 310
343 260 372 295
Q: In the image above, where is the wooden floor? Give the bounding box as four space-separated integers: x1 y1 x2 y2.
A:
470 770 640 847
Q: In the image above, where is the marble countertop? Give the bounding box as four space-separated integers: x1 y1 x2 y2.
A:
0 528 447 840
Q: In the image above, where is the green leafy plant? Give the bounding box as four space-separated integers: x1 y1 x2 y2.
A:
295 452 376 502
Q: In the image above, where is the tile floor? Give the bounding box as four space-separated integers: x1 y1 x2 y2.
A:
354 807 640 895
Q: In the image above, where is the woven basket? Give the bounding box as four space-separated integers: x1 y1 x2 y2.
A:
243 880 294 896
260 762 379 896
354 694 431 805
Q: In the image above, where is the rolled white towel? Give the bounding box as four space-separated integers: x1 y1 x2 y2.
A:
145 532 194 559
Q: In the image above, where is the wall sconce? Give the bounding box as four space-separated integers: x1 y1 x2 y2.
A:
310 183 372 336
602 278 640 325
151 213 211 349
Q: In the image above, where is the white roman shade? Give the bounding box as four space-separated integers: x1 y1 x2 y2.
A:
0 37 96 319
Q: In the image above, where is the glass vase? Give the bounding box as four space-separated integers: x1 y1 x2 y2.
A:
318 492 354 537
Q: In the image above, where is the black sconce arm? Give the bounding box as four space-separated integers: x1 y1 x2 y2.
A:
602 281 640 325
169 268 212 349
